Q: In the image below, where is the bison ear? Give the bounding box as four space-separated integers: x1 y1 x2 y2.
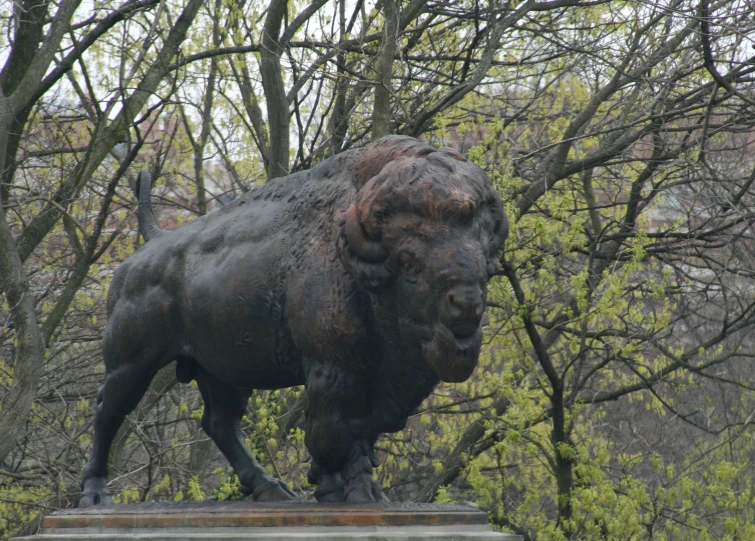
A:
337 204 393 291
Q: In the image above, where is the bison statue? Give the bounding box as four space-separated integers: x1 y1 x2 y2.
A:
80 135 507 506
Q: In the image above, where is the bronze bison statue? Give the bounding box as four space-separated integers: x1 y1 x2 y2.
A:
80 135 507 506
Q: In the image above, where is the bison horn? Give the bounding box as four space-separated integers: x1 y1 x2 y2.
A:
344 204 387 262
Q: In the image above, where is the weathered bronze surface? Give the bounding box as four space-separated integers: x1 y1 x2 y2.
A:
47 502 489 529
79 136 508 507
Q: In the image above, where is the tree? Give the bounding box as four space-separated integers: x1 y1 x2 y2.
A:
384 2 755 539
2 0 755 539
0 0 204 528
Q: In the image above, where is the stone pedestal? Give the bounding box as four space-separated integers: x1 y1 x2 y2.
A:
12 501 521 540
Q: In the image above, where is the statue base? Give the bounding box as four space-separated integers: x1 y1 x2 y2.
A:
12 501 521 540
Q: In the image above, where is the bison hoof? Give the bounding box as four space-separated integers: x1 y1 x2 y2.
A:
248 479 298 501
371 479 390 503
314 473 345 502
316 487 346 502
344 472 390 503
79 478 114 507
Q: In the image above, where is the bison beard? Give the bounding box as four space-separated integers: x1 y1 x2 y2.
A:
400 317 482 383
79 135 507 506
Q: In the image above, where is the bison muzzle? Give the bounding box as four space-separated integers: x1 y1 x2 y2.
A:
80 135 507 506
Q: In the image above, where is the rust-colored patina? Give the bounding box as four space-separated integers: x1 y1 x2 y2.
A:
46 502 489 529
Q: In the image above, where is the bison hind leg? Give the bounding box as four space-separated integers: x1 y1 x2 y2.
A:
80 362 161 507
193 366 297 501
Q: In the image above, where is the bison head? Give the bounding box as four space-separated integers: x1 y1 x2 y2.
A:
337 136 508 382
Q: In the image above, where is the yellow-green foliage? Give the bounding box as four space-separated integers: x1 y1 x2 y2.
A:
0 484 51 538
2 1 754 540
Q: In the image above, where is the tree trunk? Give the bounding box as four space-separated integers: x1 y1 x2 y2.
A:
0 203 44 464
260 0 290 179
0 0 80 466
552 388 573 531
0 0 203 465
372 0 398 139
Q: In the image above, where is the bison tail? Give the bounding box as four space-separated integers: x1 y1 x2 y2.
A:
134 169 164 242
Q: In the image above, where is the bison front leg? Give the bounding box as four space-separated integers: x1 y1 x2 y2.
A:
193 366 296 501
306 460 344 502
307 441 389 504
304 364 388 503
341 441 390 503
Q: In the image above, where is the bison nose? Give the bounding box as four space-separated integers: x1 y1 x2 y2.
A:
442 285 484 338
